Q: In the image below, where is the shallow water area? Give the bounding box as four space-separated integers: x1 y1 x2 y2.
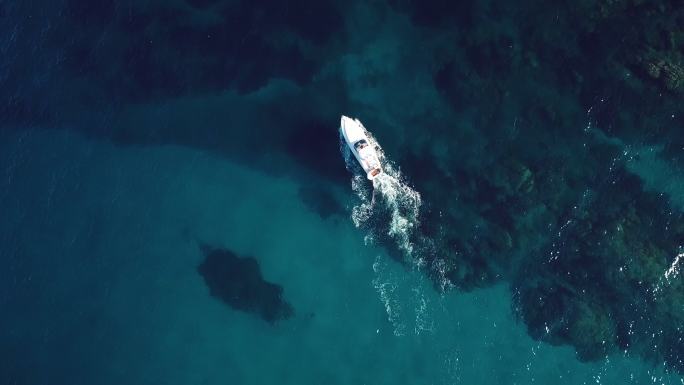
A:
1 129 683 384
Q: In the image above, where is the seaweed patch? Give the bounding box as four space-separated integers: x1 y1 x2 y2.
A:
198 246 294 323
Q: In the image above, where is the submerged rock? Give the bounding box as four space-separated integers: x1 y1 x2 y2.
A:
513 168 684 369
634 48 684 92
198 246 294 323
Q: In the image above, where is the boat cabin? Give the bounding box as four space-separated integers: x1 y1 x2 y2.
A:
354 140 369 150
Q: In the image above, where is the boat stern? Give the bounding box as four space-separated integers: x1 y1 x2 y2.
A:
367 168 382 180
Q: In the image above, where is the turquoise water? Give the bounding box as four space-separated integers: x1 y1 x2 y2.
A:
3 0 684 383
2 129 682 384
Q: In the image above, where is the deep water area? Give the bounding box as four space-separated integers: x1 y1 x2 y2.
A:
2 0 684 384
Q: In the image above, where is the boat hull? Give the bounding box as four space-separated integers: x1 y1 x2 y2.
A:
340 116 383 180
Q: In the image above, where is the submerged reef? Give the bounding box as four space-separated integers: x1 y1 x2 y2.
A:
514 168 684 366
198 246 293 323
392 0 684 370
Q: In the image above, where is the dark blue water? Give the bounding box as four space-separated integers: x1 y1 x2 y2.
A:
2 1 684 384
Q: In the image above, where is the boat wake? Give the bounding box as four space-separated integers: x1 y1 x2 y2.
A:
340 124 437 336
341 128 422 261
371 255 436 336
653 251 684 295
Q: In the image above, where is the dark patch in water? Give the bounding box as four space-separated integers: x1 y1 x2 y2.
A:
286 119 349 183
198 246 294 323
298 184 344 219
65 0 116 24
186 0 220 9
56 0 335 103
389 0 474 28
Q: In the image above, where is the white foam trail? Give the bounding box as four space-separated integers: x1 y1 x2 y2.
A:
412 286 435 335
372 256 407 336
431 257 456 292
664 252 683 281
372 173 422 256
341 125 438 336
344 128 422 261
350 174 373 229
371 256 437 337
652 252 683 295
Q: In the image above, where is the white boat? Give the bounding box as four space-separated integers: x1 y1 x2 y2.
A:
340 115 383 180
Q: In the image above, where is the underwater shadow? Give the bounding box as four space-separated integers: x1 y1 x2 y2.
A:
197 245 294 324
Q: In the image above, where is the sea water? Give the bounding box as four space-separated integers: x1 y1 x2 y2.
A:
2 1 684 384
2 128 682 384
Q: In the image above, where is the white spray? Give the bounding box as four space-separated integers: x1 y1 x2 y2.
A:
340 121 435 336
